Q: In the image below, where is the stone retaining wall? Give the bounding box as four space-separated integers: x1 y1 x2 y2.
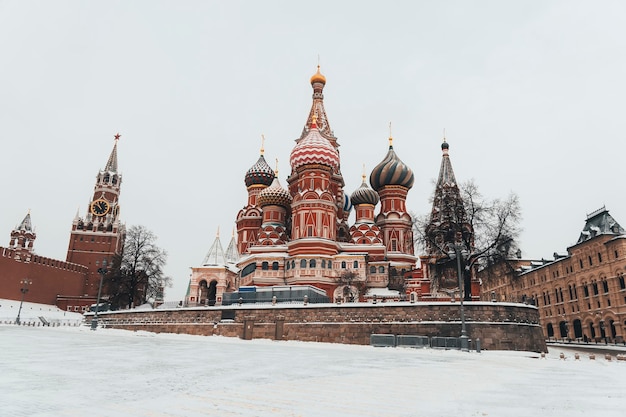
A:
91 301 547 352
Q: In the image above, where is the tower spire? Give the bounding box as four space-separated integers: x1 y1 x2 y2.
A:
302 65 335 143
104 133 120 173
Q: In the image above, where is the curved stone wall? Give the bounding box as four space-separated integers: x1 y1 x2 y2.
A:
92 301 547 352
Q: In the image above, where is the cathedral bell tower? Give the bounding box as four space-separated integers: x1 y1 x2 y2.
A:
66 134 125 297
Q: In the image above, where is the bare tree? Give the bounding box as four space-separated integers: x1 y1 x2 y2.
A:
414 179 522 272
107 225 171 309
460 180 522 267
336 270 366 302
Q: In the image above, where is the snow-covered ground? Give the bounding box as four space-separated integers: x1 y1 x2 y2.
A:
0 299 84 326
1 322 625 417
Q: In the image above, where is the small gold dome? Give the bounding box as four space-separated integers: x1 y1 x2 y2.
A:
310 65 326 85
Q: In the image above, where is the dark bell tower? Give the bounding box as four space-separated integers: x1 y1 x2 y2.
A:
66 134 125 297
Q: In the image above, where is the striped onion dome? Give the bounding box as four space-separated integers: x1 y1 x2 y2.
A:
343 191 353 213
258 177 292 208
244 154 275 187
351 179 380 206
290 124 339 171
369 143 414 191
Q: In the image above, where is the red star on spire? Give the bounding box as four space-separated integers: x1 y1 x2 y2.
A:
114 133 121 141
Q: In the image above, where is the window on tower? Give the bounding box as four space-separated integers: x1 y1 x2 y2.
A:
272 262 279 271
353 260 358 268
262 262 269 270
300 259 307 268
310 259 316 268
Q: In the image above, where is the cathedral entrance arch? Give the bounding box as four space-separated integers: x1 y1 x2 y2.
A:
198 280 208 305
333 285 358 303
207 280 217 306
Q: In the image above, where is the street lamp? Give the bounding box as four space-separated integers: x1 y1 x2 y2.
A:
91 259 108 330
15 279 32 325
449 243 469 352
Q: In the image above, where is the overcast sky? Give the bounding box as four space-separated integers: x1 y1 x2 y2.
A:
2 1 626 301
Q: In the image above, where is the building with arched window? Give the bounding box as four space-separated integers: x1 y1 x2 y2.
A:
479 207 626 343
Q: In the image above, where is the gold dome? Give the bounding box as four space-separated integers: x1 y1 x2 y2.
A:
310 65 326 85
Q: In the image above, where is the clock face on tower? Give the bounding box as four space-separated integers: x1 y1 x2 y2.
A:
90 199 110 216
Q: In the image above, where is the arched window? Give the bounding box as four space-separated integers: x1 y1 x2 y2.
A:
262 261 269 270
272 262 279 271
292 260 295 269
602 280 609 293
321 260 326 268
353 260 358 268
379 266 385 273
300 259 307 268
328 261 332 269
286 262 290 270
341 261 346 269
310 259 316 268
241 263 256 277
370 266 376 274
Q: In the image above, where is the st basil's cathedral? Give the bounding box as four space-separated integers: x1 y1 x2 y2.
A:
186 66 480 306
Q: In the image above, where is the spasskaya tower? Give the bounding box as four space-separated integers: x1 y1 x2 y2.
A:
66 134 125 297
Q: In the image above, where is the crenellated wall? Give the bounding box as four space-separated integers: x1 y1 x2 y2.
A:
91 302 547 352
0 247 88 305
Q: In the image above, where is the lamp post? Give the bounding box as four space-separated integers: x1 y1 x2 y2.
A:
91 259 108 330
15 279 32 325
449 243 469 352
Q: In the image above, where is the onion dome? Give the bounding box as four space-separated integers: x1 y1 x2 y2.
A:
351 176 380 206
369 137 414 191
343 191 353 213
244 154 275 187
310 65 326 85
290 116 339 171
258 177 292 208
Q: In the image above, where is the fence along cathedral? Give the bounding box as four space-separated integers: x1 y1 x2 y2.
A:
0 135 125 312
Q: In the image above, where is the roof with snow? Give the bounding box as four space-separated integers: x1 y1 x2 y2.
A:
575 206 624 245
